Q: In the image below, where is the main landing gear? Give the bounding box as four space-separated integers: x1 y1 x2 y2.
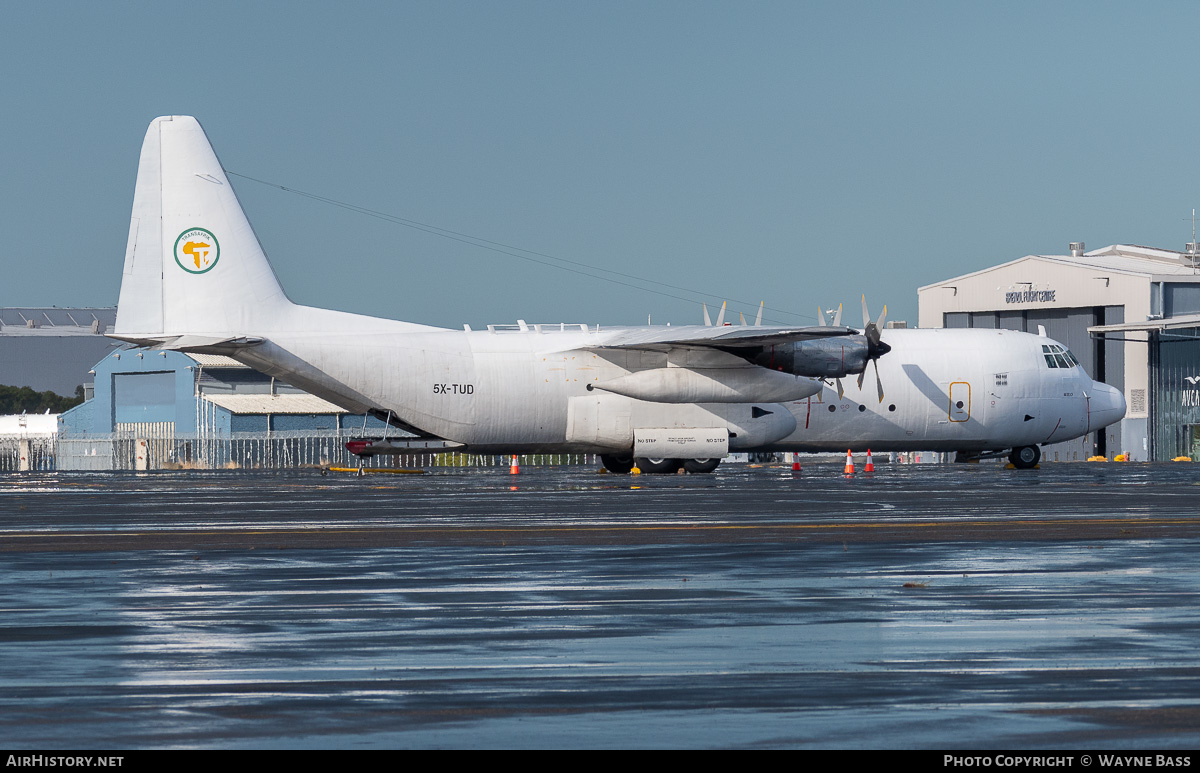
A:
599 454 635 474
636 457 681 474
599 454 722 475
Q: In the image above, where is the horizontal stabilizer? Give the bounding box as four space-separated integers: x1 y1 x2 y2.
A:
106 332 264 352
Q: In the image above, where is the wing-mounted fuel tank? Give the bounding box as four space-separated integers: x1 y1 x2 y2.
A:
566 393 797 452
588 366 820 403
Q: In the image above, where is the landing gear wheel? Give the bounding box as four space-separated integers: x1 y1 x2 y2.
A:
637 457 683 474
682 458 721 474
1009 445 1040 469
600 454 635 474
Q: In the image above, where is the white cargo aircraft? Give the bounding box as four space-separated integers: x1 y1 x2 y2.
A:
110 116 1125 472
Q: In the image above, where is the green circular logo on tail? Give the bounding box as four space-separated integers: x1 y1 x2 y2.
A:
174 228 220 274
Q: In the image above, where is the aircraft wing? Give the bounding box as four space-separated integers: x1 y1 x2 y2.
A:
589 325 859 352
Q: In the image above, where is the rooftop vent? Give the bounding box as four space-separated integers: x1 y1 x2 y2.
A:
1069 242 1085 257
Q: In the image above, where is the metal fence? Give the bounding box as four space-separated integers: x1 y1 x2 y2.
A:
3 431 598 471
0 436 57 472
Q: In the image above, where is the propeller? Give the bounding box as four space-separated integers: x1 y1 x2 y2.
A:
856 295 891 402
817 303 843 327
738 304 764 326
703 301 737 326
817 304 847 398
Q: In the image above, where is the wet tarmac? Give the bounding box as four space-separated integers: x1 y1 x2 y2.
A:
2 461 1200 748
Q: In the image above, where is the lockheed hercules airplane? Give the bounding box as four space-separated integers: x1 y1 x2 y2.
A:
110 116 1125 472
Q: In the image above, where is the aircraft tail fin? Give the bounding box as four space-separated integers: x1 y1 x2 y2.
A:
115 116 292 338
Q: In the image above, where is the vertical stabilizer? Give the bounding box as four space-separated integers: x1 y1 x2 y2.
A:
115 116 291 336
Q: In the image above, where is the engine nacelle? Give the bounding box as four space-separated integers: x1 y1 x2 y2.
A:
754 335 870 378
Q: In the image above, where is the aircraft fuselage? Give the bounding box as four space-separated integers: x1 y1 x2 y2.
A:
231 322 1123 456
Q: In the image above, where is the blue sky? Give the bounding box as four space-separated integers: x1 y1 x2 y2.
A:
4 1 1200 328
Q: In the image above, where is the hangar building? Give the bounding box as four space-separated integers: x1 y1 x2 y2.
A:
919 243 1200 462
59 347 398 469
0 308 118 396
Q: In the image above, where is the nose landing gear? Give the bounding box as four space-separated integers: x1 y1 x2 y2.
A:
1009 445 1041 469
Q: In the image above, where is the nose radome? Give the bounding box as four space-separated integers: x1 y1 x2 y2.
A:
1090 381 1127 430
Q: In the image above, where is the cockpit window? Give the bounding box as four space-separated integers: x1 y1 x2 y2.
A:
1042 343 1078 369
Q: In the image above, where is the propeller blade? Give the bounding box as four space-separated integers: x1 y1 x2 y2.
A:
703 304 712 327
858 294 892 369
861 296 884 349
857 368 866 391
874 359 884 403
754 302 763 327
739 311 746 326
818 306 827 327
715 301 727 327
832 303 842 327
836 378 845 400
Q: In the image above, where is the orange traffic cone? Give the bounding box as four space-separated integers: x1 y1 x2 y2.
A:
844 449 855 475
864 449 875 473
510 455 520 474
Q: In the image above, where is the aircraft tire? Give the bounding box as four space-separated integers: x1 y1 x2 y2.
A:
682 458 721 474
1009 445 1041 469
637 457 684 474
600 454 635 474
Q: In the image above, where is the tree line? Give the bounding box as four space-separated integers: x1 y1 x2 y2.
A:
0 384 85 414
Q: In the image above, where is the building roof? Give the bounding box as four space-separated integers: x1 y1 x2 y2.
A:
201 393 349 415
0 308 117 336
1088 312 1200 335
187 353 250 369
0 413 59 435
919 245 1200 291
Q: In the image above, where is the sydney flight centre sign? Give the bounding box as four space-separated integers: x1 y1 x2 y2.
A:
1005 288 1057 304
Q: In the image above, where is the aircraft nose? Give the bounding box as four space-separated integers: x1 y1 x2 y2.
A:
1090 381 1126 431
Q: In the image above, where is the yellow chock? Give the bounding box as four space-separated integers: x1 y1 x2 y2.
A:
1114 454 1127 462
1173 456 1193 462
631 466 642 475
1087 456 1108 462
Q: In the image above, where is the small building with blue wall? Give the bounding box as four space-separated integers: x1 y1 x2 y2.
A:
59 347 395 469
